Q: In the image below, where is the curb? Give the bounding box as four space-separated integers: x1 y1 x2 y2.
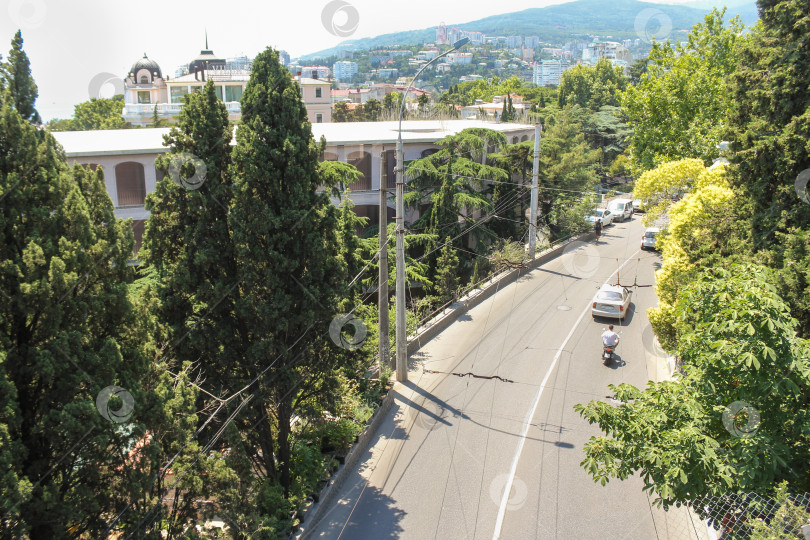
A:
408 232 595 355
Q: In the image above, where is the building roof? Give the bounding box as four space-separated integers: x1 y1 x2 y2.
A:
52 120 535 157
129 54 162 79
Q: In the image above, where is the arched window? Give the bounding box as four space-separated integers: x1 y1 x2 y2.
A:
347 151 371 191
512 136 519 144
421 148 439 158
115 162 146 206
520 135 529 142
319 151 338 163
140 75 149 84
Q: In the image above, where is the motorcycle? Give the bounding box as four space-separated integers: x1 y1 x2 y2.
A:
602 343 615 365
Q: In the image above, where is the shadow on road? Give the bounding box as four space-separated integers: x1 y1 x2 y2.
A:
313 482 406 539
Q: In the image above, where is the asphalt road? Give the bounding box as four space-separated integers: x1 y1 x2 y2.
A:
306 216 706 540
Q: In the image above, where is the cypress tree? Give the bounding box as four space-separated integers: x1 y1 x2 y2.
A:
0 91 162 537
3 31 40 123
435 236 460 303
229 47 347 495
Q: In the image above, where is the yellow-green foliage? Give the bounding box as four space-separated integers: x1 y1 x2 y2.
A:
646 162 735 350
633 158 706 226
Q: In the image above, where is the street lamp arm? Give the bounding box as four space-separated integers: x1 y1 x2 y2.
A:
397 37 470 137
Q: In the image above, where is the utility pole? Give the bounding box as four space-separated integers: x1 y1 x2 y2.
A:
394 38 469 384
379 150 390 371
529 124 542 258
395 141 407 382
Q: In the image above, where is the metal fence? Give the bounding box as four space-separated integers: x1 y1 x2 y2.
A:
689 491 810 539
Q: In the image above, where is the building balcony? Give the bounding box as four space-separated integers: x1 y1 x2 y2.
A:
123 102 241 116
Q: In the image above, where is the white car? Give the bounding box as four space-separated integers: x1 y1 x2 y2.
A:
586 208 613 227
591 284 633 320
641 227 660 250
607 199 634 222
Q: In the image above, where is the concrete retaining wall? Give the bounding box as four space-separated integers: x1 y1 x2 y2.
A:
408 231 594 354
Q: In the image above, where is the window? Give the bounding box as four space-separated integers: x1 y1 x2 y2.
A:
315 113 323 123
214 85 223 101
315 87 322 98
170 86 187 103
115 162 146 206
139 75 149 84
225 85 243 102
137 91 151 104
347 151 372 190
385 150 396 189
421 148 439 158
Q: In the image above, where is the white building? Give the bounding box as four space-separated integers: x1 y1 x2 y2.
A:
524 36 540 49
582 41 633 67
333 61 358 82
532 59 571 87
52 120 535 252
447 52 473 65
122 44 330 126
300 66 331 79
506 35 522 48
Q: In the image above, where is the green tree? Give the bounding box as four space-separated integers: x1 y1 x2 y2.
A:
622 8 743 172
727 0 810 337
576 265 810 507
2 31 40 123
583 105 632 171
362 97 382 121
406 128 508 266
69 95 129 131
558 58 626 111
229 47 347 497
434 236 460 303
333 101 351 122
0 91 194 537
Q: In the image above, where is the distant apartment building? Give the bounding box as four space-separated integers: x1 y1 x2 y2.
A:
417 50 439 61
122 43 330 126
524 36 540 49
447 52 473 65
446 27 485 45
582 41 633 68
532 59 570 86
333 61 358 81
377 68 399 79
436 22 449 44
300 66 331 79
506 35 522 48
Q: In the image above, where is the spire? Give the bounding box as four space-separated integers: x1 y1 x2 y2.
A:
205 29 208 50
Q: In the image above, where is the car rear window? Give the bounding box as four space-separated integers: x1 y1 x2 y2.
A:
597 291 623 301
645 232 657 239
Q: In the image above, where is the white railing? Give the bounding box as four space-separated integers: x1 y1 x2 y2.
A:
124 102 241 115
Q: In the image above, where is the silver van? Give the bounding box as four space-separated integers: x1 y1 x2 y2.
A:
607 198 634 222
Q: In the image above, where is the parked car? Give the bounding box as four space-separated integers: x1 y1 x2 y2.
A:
632 199 645 213
586 208 614 227
608 198 634 222
641 227 660 250
591 284 633 320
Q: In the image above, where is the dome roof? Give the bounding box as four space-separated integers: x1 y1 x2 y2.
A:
130 54 162 79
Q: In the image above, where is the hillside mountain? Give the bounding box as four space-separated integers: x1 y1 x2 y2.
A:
300 0 758 60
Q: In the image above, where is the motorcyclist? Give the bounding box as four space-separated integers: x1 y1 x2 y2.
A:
601 324 620 348
593 219 603 240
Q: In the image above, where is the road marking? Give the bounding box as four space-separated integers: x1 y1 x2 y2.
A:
492 250 640 540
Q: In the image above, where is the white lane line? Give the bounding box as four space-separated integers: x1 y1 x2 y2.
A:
492 250 640 540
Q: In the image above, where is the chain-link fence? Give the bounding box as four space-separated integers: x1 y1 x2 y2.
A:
633 490 810 540
690 491 810 539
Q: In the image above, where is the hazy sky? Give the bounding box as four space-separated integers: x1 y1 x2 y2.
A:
1 0 698 121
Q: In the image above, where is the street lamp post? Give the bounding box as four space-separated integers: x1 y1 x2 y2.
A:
394 37 470 382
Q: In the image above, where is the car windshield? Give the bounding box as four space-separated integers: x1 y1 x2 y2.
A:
645 232 657 239
597 291 623 301
596 210 605 216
